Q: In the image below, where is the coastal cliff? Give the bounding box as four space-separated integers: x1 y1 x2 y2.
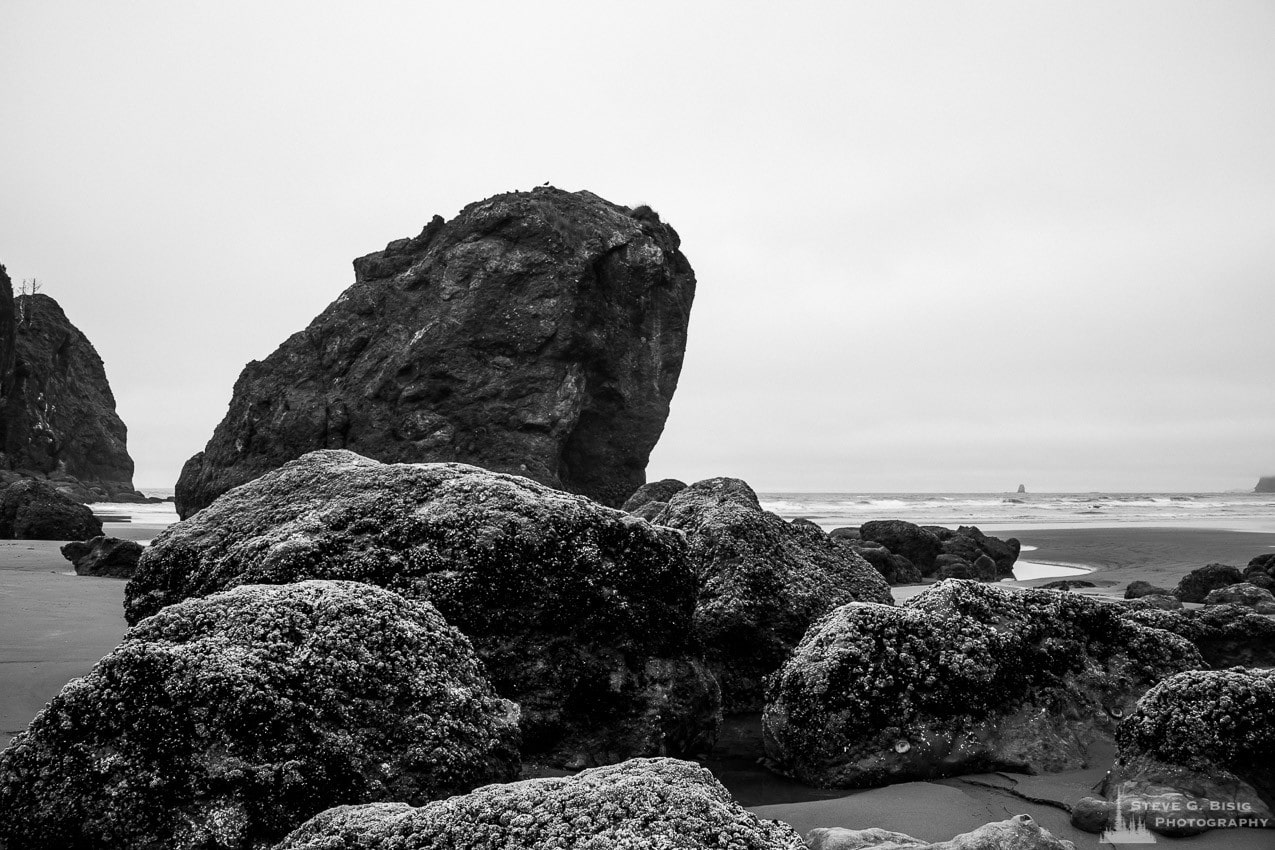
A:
175 187 696 516
0 265 139 502
1257 476 1275 493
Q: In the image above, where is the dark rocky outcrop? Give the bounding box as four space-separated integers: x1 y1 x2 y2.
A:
60 535 143 577
1255 476 1275 493
806 815 1075 850
621 477 687 512
838 539 923 585
129 450 719 766
276 758 804 850
1038 579 1096 591
1120 604 1275 668
1125 580 1173 599
859 521 943 574
0 580 520 850
763 580 1200 788
1174 563 1243 603
855 522 1019 581
1107 668 1275 833
0 276 139 502
928 525 1020 579
175 188 696 517
0 478 102 540
651 477 892 712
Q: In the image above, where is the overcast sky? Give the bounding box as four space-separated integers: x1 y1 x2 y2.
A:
2 2 1272 493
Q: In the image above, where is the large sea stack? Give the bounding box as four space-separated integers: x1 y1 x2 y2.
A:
175 187 696 516
0 264 138 502
1256 476 1275 493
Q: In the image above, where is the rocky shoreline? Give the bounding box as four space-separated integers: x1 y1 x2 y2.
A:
2 466 1274 848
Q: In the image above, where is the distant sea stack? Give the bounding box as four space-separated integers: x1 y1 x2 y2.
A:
175 187 696 517
1257 476 1275 493
0 264 139 502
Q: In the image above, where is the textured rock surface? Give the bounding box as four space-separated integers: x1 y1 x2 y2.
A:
1123 593 1183 611
130 450 718 765
0 288 138 501
1203 581 1275 609
806 815 1076 850
276 758 804 850
0 580 520 850
1174 563 1243 602
175 188 696 516
1120 604 1275 668
652 477 892 711
763 580 1200 788
60 534 143 577
0 478 102 540
622 478 687 512
1110 668 1275 831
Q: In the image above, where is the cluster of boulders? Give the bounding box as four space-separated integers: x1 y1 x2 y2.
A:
125 450 720 768
830 520 1019 584
1124 558 1275 613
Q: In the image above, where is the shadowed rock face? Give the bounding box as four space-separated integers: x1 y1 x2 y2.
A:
763 580 1201 788
275 758 806 850
1255 476 1275 493
175 187 696 517
0 280 137 501
653 478 892 712
0 580 521 850
131 450 720 766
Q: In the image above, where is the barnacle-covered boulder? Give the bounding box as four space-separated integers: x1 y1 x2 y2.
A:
0 580 519 850
1203 582 1275 611
1109 668 1275 833
275 758 805 850
763 580 1201 788
126 450 718 766
652 477 891 711
1120 604 1275 668
806 814 1076 850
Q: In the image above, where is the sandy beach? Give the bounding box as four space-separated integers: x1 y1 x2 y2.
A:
2 522 1271 847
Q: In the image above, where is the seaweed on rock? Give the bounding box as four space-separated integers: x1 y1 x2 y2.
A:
0 580 519 850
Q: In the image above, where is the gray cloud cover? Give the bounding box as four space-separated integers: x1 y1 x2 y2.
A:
2 1 1271 492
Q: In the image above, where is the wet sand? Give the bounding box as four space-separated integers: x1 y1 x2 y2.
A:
3 523 1272 846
